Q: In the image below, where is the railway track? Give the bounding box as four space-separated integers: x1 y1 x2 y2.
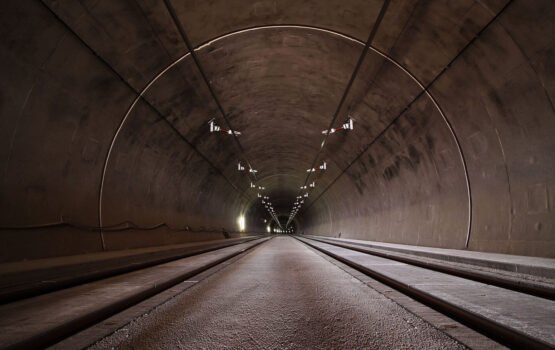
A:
296 236 555 349
0 237 271 349
0 234 553 349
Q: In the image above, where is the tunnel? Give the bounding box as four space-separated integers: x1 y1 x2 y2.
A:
0 1 554 349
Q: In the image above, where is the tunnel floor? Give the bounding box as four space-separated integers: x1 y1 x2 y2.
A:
90 236 465 349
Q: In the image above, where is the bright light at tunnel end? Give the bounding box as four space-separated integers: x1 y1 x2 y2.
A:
237 215 246 232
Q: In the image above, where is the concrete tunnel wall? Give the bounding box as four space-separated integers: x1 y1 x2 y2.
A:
0 0 553 261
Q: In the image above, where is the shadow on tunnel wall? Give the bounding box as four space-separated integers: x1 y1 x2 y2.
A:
0 0 553 261
301 1 555 258
0 1 265 262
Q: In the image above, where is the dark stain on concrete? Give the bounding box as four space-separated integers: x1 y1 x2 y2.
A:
408 144 421 166
383 159 400 181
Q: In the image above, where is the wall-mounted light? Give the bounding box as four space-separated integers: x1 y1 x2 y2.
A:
208 118 220 133
321 117 354 135
237 215 245 232
343 117 354 130
209 118 241 135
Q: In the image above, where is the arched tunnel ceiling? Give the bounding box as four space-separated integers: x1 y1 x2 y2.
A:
1 0 554 259
45 0 507 211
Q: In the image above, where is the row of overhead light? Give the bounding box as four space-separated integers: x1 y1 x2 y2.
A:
286 117 355 228
209 118 283 230
260 193 281 229
243 164 282 229
273 227 294 234
286 160 326 226
209 116 355 231
246 169 282 229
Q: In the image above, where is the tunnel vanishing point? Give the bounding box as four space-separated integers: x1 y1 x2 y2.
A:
0 0 554 349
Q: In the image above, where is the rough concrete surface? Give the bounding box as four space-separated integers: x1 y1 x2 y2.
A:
90 237 465 349
0 239 267 349
1 0 554 261
300 238 555 347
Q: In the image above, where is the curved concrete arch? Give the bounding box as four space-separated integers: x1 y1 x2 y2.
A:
100 24 470 240
1 0 554 261
98 52 192 247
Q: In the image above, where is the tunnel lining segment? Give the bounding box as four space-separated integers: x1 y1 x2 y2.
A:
162 0 259 183
35 0 249 249
92 23 478 247
303 1 514 248
290 0 391 225
96 50 250 249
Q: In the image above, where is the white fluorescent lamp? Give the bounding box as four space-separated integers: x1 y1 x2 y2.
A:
208 118 221 132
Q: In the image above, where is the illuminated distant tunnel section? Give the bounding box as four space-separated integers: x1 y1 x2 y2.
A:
0 0 554 262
